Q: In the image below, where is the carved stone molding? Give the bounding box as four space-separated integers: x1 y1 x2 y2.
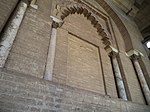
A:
50 16 64 28
51 0 112 47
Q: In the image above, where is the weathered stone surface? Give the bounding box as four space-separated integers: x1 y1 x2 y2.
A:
111 52 127 100
119 53 145 104
100 48 117 98
0 69 149 112
67 34 104 94
0 1 27 67
5 0 52 78
0 0 150 111
132 56 150 105
0 0 19 33
53 14 116 95
44 27 57 81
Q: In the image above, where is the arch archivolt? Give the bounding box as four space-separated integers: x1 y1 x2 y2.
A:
51 0 114 49
44 0 129 97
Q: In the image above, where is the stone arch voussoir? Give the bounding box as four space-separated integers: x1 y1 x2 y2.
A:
53 1 112 47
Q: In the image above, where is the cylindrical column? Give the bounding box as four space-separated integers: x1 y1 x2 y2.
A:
132 56 150 105
111 52 128 100
0 1 28 67
44 22 58 81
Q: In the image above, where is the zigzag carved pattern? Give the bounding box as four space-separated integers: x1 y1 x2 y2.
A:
52 0 112 47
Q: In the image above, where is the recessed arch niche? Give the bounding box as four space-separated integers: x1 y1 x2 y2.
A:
51 0 117 97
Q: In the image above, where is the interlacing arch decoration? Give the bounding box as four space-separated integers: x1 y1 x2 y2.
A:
51 0 112 48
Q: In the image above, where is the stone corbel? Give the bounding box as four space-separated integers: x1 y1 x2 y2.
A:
30 0 38 9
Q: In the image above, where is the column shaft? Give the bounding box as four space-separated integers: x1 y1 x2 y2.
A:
133 59 150 105
112 55 128 100
44 27 57 80
0 1 27 67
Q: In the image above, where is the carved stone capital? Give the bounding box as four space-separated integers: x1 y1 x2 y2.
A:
30 0 38 9
104 45 118 57
126 49 144 59
50 16 64 28
52 22 59 29
130 54 140 61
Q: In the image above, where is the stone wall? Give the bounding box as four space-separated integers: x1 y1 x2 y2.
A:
0 69 150 112
53 14 117 97
0 0 150 111
5 0 52 78
110 18 145 104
